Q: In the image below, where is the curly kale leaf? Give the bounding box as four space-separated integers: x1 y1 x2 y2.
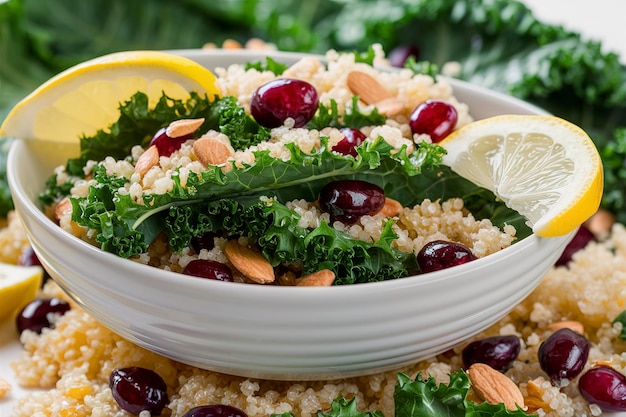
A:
208 96 271 150
395 371 536 417
245 57 288 75
308 97 387 130
165 197 412 284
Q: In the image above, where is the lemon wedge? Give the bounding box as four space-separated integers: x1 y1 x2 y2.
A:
0 50 221 143
0 262 43 321
439 115 603 237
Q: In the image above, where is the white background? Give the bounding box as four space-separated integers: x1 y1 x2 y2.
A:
522 0 626 59
1 1 625 416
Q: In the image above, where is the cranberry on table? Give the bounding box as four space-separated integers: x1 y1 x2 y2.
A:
554 225 595 266
16 297 71 335
538 328 590 384
17 245 43 267
318 179 386 224
462 335 521 372
409 100 457 142
182 405 248 417
250 78 319 128
183 259 234 282
416 240 477 273
332 128 367 157
109 367 169 415
579 366 626 411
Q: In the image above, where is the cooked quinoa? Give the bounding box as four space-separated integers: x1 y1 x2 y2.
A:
4 212 626 417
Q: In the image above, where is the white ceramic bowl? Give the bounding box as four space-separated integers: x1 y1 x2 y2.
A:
8 50 574 381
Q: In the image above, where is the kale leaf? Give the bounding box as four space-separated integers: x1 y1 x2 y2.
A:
394 371 536 417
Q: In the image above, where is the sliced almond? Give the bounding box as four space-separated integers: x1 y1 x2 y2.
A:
346 71 404 115
166 118 205 138
467 363 526 411
193 137 235 168
547 320 584 335
134 145 160 176
297 269 336 287
379 197 403 218
524 379 550 412
375 97 405 116
224 240 275 284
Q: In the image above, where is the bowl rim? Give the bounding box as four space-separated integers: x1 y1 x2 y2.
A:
7 48 564 300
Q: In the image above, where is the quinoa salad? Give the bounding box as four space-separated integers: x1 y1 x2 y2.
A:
40 47 520 286
3 46 624 417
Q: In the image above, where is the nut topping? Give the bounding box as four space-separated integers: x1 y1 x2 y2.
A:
467 363 526 411
296 269 336 286
346 71 403 115
193 136 235 168
547 320 584 335
379 197 403 218
224 240 275 284
134 145 160 176
166 118 205 138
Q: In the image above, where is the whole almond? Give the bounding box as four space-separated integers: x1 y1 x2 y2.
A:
379 197 403 218
166 118 205 138
297 269 336 287
467 363 526 411
375 97 405 116
547 320 584 335
224 240 275 284
347 71 392 104
193 137 235 168
134 145 159 176
347 71 404 115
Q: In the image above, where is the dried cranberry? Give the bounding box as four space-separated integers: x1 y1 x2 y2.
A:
16 297 70 335
579 366 626 411
318 179 385 224
17 245 42 267
416 240 476 273
183 259 234 282
332 128 367 157
182 405 248 417
149 127 193 157
409 100 457 142
388 45 420 67
109 367 169 415
250 78 319 128
190 232 219 253
538 328 590 384
462 335 521 372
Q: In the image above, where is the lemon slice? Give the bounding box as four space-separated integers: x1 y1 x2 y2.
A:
0 262 43 321
440 115 603 237
0 50 221 143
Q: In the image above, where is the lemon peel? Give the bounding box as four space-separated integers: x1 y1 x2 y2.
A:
0 262 43 321
0 50 222 143
440 115 603 237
